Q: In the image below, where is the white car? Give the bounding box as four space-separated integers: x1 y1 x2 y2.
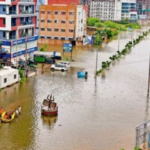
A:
51 64 68 72
57 61 70 68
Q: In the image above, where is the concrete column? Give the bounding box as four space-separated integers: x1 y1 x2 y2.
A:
6 6 9 15
6 31 9 40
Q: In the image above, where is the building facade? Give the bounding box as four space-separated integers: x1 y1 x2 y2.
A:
0 0 38 64
121 0 137 22
89 0 137 22
39 4 87 45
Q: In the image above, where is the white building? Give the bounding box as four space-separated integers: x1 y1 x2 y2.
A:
0 67 19 89
89 0 137 22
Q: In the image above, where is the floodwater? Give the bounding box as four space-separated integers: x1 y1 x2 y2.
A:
0 29 150 150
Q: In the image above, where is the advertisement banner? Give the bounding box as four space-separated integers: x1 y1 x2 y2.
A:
63 43 72 53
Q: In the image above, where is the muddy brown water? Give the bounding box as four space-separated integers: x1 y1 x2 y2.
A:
0 30 149 150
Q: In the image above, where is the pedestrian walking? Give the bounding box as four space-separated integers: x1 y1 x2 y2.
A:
15 109 19 116
18 105 21 114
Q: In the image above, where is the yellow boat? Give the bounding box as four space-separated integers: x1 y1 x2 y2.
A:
1 112 16 123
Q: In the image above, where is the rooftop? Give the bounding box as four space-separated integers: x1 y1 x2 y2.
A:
0 67 18 76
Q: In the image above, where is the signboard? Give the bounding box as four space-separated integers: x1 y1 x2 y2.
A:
138 15 147 19
2 35 38 46
127 27 132 31
12 46 38 58
63 43 72 53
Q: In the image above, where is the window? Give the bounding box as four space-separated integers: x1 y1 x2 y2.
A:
61 20 66 24
61 29 65 32
54 28 59 32
3 18 5 25
41 19 45 23
41 11 45 14
61 11 66 15
48 11 52 14
54 20 59 23
14 74 16 79
3 31 5 37
69 12 74 15
69 21 74 24
55 11 59 15
69 29 74 32
3 6 5 12
47 19 51 23
4 78 7 83
41 28 45 31
47 28 51 31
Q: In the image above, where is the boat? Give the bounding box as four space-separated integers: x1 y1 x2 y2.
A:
1 112 16 123
41 95 58 116
0 112 5 124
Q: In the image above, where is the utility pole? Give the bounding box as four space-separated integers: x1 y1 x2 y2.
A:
118 26 120 51
25 36 28 77
147 51 150 97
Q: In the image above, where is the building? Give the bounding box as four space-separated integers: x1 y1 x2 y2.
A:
121 0 137 22
0 66 19 89
0 0 38 65
89 0 137 22
38 2 87 45
137 0 150 19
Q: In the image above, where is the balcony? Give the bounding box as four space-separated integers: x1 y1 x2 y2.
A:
9 11 17 15
20 0 33 2
20 10 34 14
9 36 16 40
20 21 33 26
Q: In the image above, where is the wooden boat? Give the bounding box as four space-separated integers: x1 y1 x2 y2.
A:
1 112 16 123
0 112 5 123
41 95 58 116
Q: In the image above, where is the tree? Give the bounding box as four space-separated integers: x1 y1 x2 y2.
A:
95 22 105 27
94 30 103 45
87 17 101 26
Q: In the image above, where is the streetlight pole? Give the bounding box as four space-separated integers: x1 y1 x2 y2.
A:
147 51 150 97
118 26 120 51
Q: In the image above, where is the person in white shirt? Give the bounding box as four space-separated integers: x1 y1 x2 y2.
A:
15 109 19 116
18 105 21 114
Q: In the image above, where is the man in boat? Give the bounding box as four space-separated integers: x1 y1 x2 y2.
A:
15 109 19 116
0 107 4 117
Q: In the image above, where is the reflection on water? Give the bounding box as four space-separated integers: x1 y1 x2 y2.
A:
0 30 150 150
41 115 58 129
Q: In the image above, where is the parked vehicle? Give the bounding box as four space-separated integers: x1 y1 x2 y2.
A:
57 61 70 68
51 64 68 72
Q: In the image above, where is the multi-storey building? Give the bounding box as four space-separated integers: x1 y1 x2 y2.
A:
38 0 87 45
121 0 137 21
0 0 38 64
137 0 150 18
89 0 116 21
89 0 137 22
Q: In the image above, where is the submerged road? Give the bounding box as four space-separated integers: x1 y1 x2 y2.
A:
0 30 149 150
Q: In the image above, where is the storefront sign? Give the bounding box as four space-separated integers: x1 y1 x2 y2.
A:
12 46 38 58
2 35 38 46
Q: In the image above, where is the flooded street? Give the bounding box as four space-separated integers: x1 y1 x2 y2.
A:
0 30 150 150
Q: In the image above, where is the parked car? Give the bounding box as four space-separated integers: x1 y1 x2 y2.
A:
57 61 70 68
51 64 68 72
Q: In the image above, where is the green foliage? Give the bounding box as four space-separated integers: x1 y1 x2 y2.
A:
119 18 129 24
95 22 105 27
87 17 101 26
19 68 25 83
94 30 103 45
40 44 48 51
125 23 141 29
